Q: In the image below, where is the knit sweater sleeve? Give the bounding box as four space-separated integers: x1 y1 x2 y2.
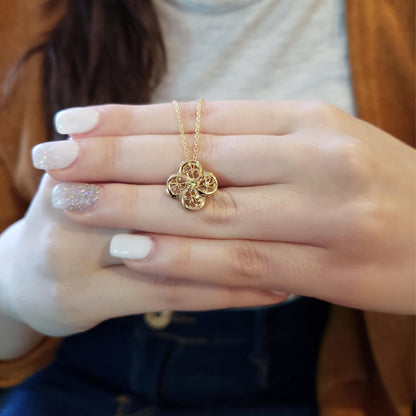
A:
0 0 66 389
0 338 62 389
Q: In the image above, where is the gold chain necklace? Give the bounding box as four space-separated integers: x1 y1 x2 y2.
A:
166 99 218 210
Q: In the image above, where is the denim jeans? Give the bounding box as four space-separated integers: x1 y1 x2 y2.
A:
1 297 329 416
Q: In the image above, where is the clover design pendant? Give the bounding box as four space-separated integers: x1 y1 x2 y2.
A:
166 160 218 210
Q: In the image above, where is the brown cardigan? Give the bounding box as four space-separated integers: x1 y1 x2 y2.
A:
0 1 414 414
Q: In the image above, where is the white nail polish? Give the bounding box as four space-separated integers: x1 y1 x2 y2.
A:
110 234 153 260
54 107 99 134
32 140 79 170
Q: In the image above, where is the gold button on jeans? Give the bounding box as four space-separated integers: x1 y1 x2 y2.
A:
143 311 173 330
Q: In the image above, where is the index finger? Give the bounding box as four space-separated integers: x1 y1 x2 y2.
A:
54 100 308 138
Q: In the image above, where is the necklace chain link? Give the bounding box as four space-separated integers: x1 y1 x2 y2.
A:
172 99 203 161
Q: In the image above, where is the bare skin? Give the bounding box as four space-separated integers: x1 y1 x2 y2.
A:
1 100 414 359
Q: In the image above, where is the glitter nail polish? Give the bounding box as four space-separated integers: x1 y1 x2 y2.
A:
52 183 101 212
32 141 79 170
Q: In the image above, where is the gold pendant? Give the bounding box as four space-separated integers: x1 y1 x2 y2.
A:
166 160 218 211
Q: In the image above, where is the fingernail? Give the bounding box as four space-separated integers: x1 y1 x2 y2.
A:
52 183 101 212
32 141 79 170
54 107 99 134
270 290 289 297
110 234 153 260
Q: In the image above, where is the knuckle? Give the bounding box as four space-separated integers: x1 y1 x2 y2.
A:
103 139 122 174
354 202 385 243
198 133 218 163
200 100 218 129
300 101 343 128
123 107 134 135
120 185 140 214
102 104 133 135
172 239 191 270
201 189 238 225
229 241 271 280
310 101 339 121
180 100 217 132
338 199 385 250
156 278 180 309
331 138 374 183
180 101 201 131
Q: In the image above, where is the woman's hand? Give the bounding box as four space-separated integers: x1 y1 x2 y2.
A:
1 173 283 342
42 101 415 314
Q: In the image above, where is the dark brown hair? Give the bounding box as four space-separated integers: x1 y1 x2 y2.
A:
16 0 166 140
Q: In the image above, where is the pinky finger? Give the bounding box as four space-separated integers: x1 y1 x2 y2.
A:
88 266 289 321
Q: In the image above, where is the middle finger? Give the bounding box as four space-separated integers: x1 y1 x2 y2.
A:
40 133 307 186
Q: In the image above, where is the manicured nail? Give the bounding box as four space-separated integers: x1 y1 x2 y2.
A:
54 107 99 134
32 140 79 170
110 234 153 260
52 183 101 212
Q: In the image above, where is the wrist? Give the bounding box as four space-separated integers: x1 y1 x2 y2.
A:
0 221 45 360
0 309 45 360
0 221 22 321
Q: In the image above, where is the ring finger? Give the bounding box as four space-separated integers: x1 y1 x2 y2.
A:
56 182 328 244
